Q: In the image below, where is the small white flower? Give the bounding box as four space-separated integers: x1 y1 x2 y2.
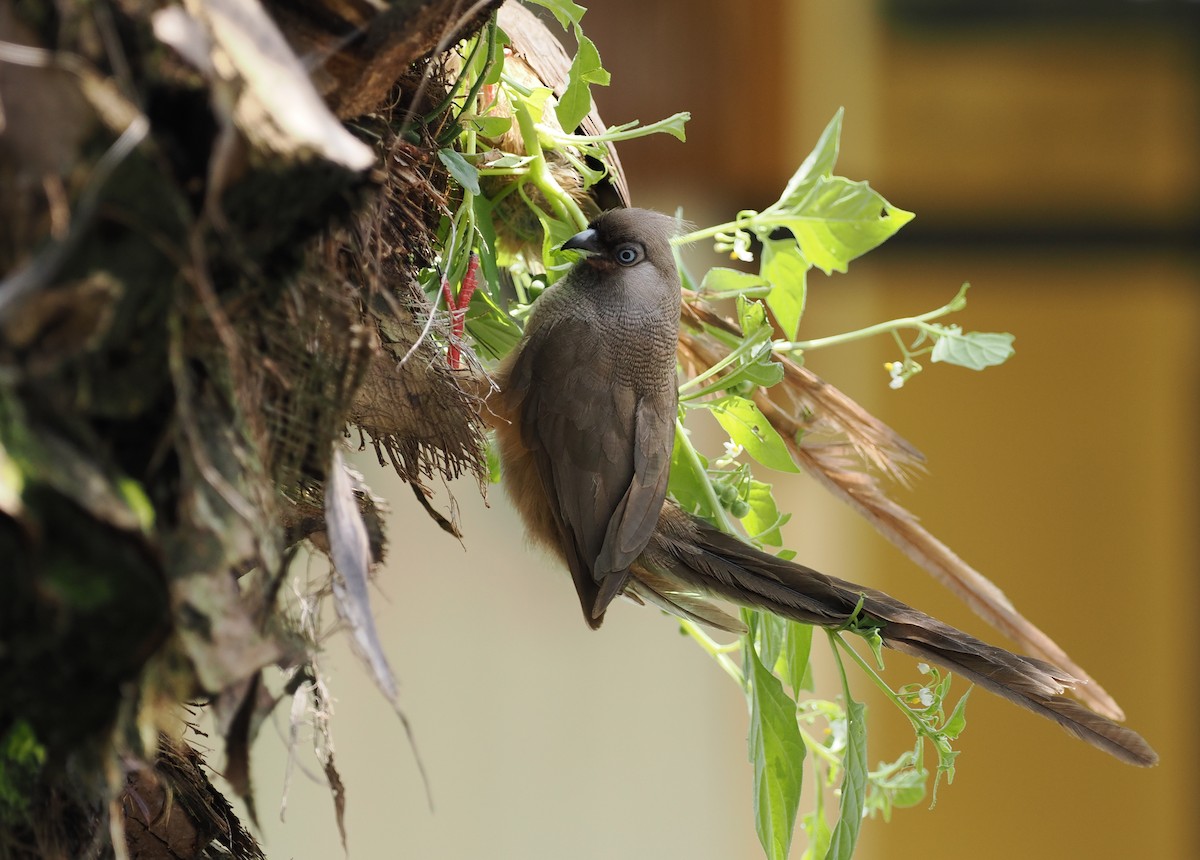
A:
917 687 935 708
723 441 744 459
714 229 755 263
886 360 906 389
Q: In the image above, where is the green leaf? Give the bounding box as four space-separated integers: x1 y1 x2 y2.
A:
764 108 912 274
668 427 712 518
546 111 689 144
574 37 612 83
756 610 787 672
560 147 607 189
0 721 45 817
769 177 914 275
784 621 814 695
467 115 513 138
701 267 770 298
747 643 805 860
116 477 155 531
800 802 831 860
761 239 809 341
864 751 927 821
484 153 534 169
471 195 503 300
722 341 785 392
530 202 582 278
437 148 480 195
740 349 786 389
942 687 971 740
737 294 770 337
654 111 690 142
776 108 843 210
933 739 961 799
710 396 800 474
524 87 554 124
484 24 508 85
741 479 789 546
863 627 885 669
485 435 503 485
556 35 609 132
555 80 590 134
824 699 867 860
465 290 522 360
458 199 520 359
929 327 1015 370
0 436 23 518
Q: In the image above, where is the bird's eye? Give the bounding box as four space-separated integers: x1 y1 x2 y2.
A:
615 244 642 266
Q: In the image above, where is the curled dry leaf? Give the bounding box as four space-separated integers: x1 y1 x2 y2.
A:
325 446 397 700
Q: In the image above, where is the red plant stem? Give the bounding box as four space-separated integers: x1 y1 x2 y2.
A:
442 254 480 370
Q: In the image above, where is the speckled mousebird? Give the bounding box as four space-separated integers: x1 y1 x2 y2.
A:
489 207 1157 767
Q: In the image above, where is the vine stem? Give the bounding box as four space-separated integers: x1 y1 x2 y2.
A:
672 209 761 246
539 111 690 146
679 619 744 684
798 724 842 768
774 283 970 353
511 97 588 230
674 417 739 534
677 330 768 397
829 632 937 738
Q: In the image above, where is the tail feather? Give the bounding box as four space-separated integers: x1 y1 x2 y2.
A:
626 565 747 634
644 509 1158 767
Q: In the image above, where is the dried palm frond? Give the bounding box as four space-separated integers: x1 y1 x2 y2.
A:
678 295 1125 721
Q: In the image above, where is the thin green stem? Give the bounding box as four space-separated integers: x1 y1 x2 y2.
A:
680 619 744 684
674 417 738 534
540 111 690 146
500 72 533 97
476 167 531 177
671 245 696 293
829 633 932 736
774 284 970 353
798 724 841 769
679 378 746 406
512 98 588 230
511 98 543 159
825 629 855 706
674 222 736 245
673 209 760 246
678 331 768 396
449 19 497 129
422 25 489 124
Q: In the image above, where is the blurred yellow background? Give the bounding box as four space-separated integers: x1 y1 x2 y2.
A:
242 2 1199 857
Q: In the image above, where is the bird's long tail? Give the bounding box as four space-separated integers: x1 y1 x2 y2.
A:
641 508 1157 767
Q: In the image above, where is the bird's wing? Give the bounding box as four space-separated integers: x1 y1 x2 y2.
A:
591 385 674 613
509 316 671 624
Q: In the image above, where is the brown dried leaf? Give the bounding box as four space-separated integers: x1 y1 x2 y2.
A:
323 752 348 852
153 0 373 169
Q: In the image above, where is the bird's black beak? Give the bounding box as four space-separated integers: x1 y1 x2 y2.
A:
561 228 602 255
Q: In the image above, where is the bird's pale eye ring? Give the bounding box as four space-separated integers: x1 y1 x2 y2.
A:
614 244 643 266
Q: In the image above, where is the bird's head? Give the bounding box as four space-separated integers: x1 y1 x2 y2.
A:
560 208 684 275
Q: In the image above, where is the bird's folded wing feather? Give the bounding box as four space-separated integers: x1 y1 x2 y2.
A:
510 317 670 619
